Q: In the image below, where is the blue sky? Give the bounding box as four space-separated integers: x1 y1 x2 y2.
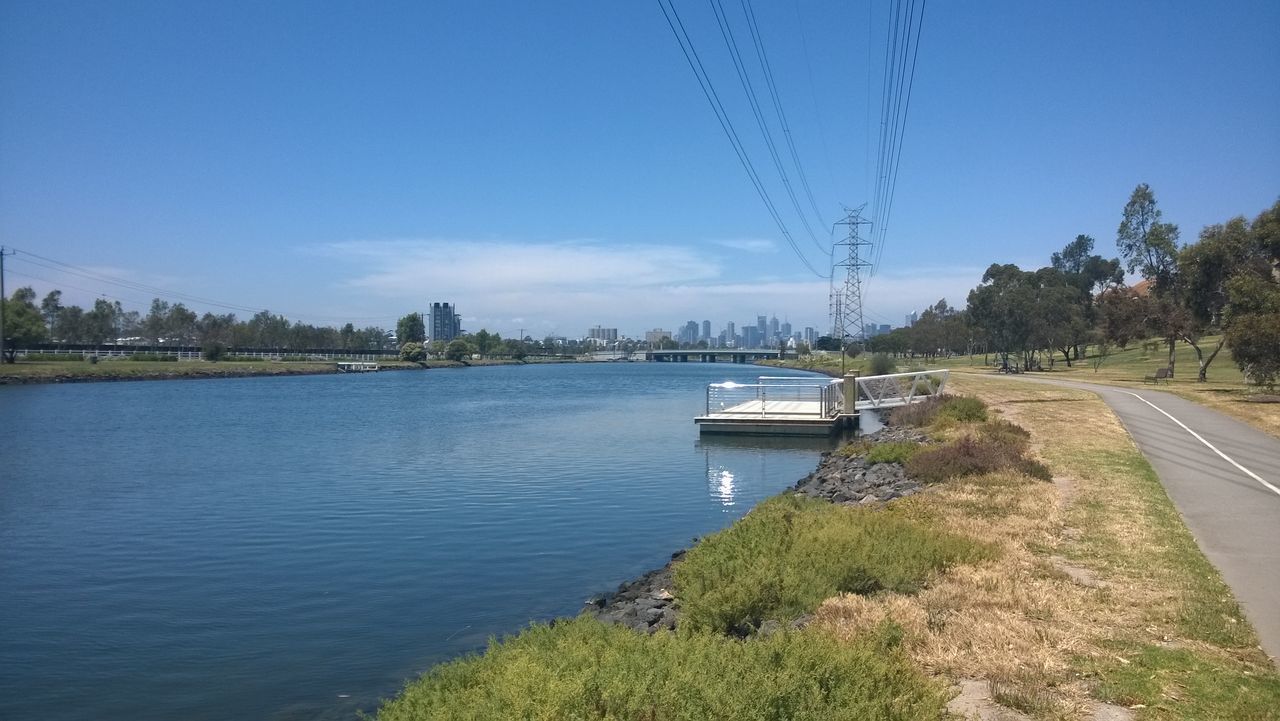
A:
2 0 1277 338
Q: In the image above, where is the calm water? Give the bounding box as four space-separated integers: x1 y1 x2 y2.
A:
0 362 844 720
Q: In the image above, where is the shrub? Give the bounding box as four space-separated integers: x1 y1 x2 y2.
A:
865 441 922 465
675 494 991 634
202 342 227 361
399 342 426 362
937 396 988 423
906 436 1051 484
375 617 948 720
867 353 897 376
886 395 946 427
977 419 1031 453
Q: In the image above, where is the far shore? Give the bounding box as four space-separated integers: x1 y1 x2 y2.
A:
0 357 583 386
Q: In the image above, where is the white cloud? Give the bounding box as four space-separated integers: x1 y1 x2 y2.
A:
312 238 986 337
711 238 778 253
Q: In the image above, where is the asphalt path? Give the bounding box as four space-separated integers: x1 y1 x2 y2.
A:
996 376 1280 664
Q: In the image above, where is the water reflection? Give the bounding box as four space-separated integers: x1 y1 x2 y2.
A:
696 410 884 508
710 468 737 507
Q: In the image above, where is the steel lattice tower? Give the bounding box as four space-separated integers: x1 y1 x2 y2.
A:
831 206 873 356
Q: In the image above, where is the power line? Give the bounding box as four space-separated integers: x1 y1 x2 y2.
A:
706 0 828 257
869 0 927 275
740 0 827 230
656 0 824 277
792 0 839 204
5 247 394 325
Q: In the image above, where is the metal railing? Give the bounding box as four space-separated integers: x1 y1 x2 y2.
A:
853 370 948 409
705 376 844 419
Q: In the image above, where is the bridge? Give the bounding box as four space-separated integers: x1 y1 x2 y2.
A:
645 349 783 363
694 370 948 435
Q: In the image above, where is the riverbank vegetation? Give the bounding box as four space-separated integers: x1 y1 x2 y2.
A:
375 618 949 721
376 382 1280 719
815 375 1280 719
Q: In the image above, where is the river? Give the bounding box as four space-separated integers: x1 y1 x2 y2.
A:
0 362 851 720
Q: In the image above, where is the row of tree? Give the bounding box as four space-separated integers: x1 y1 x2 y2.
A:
859 186 1278 387
1 291 397 358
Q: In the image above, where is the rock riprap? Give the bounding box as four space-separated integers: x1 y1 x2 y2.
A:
792 428 929 505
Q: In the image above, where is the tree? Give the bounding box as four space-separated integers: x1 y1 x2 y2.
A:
399 341 426 362
1118 184 1180 287
1177 217 1253 381
445 338 476 362
1097 286 1149 349
83 299 119 344
2 288 48 361
143 299 171 346
40 290 63 333
1222 200 1280 389
1117 184 1182 374
396 313 425 345
472 329 502 357
53 305 86 343
967 264 1037 369
812 335 841 352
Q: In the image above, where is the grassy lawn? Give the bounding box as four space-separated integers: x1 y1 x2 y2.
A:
769 339 1280 439
817 374 1280 719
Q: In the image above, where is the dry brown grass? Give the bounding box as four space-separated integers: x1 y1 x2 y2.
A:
812 375 1278 719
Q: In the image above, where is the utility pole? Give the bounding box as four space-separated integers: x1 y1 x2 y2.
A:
0 246 13 364
831 206 872 376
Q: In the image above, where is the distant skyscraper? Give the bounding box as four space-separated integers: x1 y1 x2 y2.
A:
725 321 736 347
680 320 700 345
804 327 816 345
645 328 672 346
587 325 618 342
701 320 711 341
905 311 919 327
756 315 767 337
879 324 891 335
780 321 792 339
430 302 461 341
768 315 780 341
743 326 761 348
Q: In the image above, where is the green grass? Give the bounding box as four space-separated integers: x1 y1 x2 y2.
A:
1085 642 1280 721
865 441 922 465
835 439 921 464
674 494 992 634
374 617 950 721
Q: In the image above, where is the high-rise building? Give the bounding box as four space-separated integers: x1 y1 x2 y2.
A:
430 302 461 342
780 321 792 339
701 320 711 341
742 326 761 348
679 320 700 345
769 316 780 341
645 329 672 346
756 315 767 338
803 327 817 345
879 324 891 336
905 311 919 327
587 325 618 342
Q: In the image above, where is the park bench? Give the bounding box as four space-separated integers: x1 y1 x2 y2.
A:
1144 367 1172 384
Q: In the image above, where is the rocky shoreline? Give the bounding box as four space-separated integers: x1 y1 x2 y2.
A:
583 425 930 634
